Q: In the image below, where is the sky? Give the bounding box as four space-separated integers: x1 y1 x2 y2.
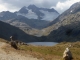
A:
0 0 80 14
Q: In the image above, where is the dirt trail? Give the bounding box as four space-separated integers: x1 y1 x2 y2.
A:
0 42 41 60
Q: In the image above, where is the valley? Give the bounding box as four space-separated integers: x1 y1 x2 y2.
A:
0 1 80 60
1 2 80 42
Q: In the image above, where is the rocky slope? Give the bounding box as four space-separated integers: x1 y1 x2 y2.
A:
45 2 80 42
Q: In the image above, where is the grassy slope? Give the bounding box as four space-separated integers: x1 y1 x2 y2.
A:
0 38 80 60
19 42 80 60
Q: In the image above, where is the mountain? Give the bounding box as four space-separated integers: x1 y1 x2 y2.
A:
0 21 42 42
0 11 49 37
49 2 80 26
0 5 59 36
44 2 80 42
0 11 49 29
0 11 17 20
17 5 59 21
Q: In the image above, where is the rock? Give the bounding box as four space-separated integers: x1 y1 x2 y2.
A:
63 48 73 60
10 41 18 49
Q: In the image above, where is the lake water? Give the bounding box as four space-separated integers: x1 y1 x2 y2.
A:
27 42 58 46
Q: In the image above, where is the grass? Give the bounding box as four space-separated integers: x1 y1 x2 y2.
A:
0 38 8 42
19 41 80 60
0 38 80 60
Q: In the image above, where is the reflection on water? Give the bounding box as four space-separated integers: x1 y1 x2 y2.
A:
27 42 58 46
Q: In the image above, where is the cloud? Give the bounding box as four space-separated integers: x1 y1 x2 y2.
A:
1 0 66 8
0 0 80 13
51 0 80 13
0 5 7 12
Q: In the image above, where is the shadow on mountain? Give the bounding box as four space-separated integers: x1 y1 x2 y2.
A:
0 21 43 42
47 22 80 42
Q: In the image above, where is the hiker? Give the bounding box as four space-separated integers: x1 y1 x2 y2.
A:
63 48 73 60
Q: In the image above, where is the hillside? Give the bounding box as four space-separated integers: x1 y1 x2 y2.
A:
0 5 60 36
0 21 41 42
0 38 80 60
42 2 80 42
0 38 40 60
0 4 59 30
47 12 80 42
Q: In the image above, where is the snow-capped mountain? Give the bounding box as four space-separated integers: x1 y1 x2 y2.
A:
16 5 59 21
0 4 59 36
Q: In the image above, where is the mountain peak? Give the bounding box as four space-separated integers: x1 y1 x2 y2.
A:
18 6 28 14
22 6 27 9
69 2 80 13
28 5 38 9
17 5 59 21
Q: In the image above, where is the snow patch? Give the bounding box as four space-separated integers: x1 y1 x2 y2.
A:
26 9 38 19
17 8 38 19
40 10 59 21
70 10 73 13
17 8 59 21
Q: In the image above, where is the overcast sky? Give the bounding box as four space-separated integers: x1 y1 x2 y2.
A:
0 0 80 14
